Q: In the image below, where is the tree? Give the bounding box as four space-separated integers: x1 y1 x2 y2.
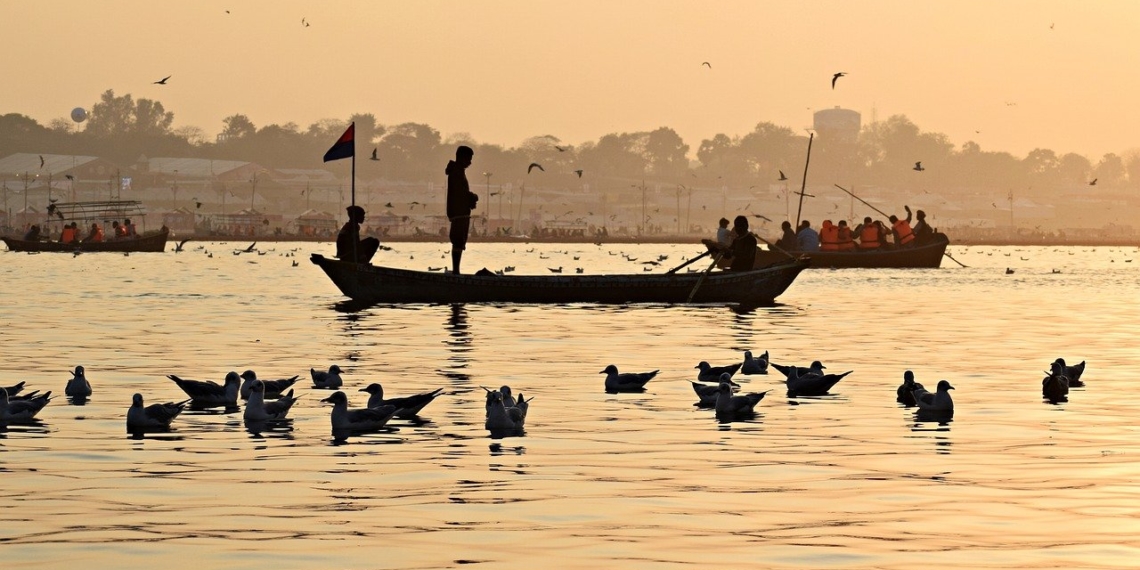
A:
1094 153 1126 187
643 127 689 178
221 114 256 140
84 89 172 137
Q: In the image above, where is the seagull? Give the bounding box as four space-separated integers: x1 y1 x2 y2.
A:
320 391 398 437
126 393 190 431
1042 362 1069 403
714 380 768 421
385 202 394 208
301 17 310 27
913 161 925 171
1053 358 1085 387
174 238 191 252
195 200 203 209
485 390 527 434
831 72 846 89
573 169 583 178
695 361 742 382
244 380 299 421
1089 178 1097 186
238 370 300 400
548 266 562 273
0 388 51 422
600 364 658 393
702 61 712 68
896 370 925 407
528 162 545 174
243 242 257 253
912 380 954 413
1 381 26 397
310 365 343 389
153 75 171 85
778 170 788 181
65 174 74 181
481 385 518 412
65 365 92 399
771 360 826 379
370 148 379 161
39 155 45 168
555 145 567 152
167 372 240 408
785 366 852 397
359 383 444 418
741 350 769 375
692 381 736 408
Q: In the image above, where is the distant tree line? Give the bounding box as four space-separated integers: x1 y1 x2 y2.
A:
4 89 1140 196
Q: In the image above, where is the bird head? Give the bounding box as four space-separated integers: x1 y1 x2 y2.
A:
359 383 382 397
601 364 618 375
937 380 954 392
695 361 710 370
132 393 144 406
320 391 347 405
224 371 241 385
240 370 257 381
74 365 85 377
903 370 914 383
329 364 343 374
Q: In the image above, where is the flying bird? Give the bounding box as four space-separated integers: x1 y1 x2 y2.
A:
555 145 566 152
573 169 583 178
913 161 925 172
370 148 379 161
39 155 44 168
528 162 544 174
778 170 787 181
153 75 171 85
302 17 310 27
702 61 712 68
65 174 74 181
831 72 846 89
385 202 394 208
1089 178 1097 186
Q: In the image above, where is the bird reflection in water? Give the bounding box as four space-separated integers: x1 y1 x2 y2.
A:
910 410 953 454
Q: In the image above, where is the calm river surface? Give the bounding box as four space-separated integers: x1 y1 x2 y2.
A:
2 241 1140 569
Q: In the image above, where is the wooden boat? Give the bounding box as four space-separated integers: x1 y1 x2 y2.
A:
2 227 170 253
713 233 950 270
310 253 809 305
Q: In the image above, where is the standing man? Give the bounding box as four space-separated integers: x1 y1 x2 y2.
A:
445 145 479 274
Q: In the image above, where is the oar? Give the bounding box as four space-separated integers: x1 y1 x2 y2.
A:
686 252 723 303
943 251 968 268
834 184 890 218
667 250 712 274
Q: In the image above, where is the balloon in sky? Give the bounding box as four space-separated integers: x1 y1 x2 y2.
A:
71 107 87 123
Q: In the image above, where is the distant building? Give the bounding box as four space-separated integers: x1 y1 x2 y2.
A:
813 107 861 144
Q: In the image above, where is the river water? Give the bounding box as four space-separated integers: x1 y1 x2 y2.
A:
1 241 1139 569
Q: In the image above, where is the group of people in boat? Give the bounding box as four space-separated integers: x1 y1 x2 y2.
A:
23 218 140 244
773 206 936 253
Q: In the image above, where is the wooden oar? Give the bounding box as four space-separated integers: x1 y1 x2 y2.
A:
943 252 968 268
686 252 723 303
667 250 712 274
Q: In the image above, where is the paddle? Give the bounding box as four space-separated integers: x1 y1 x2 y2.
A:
686 252 723 303
667 250 712 274
943 251 968 268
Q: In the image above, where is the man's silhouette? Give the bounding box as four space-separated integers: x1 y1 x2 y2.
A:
446 146 478 274
336 205 381 264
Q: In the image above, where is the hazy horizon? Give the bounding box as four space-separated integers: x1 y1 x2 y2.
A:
5 1 1140 160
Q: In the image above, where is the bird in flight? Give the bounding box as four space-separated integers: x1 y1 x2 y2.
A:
302 18 310 27
65 174 74 181
751 213 772 222
554 145 566 152
39 155 44 168
154 75 171 85
573 169 583 178
832 72 846 89
194 198 203 209
370 148 379 161
778 170 788 181
702 62 712 68
384 202 394 208
1089 178 1097 186
528 163 544 174
913 161 925 172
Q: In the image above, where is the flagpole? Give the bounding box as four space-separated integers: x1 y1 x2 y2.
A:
351 123 357 263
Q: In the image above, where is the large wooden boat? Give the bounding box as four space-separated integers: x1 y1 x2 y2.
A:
715 233 951 269
310 253 809 305
2 227 170 253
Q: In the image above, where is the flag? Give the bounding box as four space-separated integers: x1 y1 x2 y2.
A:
323 122 355 162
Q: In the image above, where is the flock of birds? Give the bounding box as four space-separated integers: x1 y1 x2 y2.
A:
0 354 1087 440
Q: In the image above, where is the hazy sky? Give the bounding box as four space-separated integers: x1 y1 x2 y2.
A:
5 1 1139 159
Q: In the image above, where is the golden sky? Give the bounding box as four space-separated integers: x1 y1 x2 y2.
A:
5 0 1139 158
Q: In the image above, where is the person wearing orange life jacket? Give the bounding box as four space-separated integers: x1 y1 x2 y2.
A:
85 223 104 243
836 220 856 251
819 220 840 251
853 216 882 250
59 223 77 244
889 206 916 247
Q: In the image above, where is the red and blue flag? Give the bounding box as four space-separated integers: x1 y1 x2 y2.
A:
323 123 355 162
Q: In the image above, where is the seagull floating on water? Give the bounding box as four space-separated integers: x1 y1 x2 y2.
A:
244 380 299 421
2 381 26 397
485 390 529 435
740 350 769 375
913 380 954 413
360 383 444 418
239 370 300 400
311 365 344 389
785 365 851 397
0 388 51 423
896 370 925 407
1052 358 1085 387
167 371 240 408
321 391 398 437
714 380 768 421
126 393 189 431
695 361 742 382
601 364 658 393
65 365 92 399
1042 361 1069 403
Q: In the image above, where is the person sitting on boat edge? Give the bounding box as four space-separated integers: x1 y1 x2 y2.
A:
819 220 839 251
727 215 758 271
853 217 882 250
836 220 856 251
336 205 381 264
912 208 935 245
796 220 820 252
59 223 78 244
775 220 797 251
23 224 42 241
85 222 104 243
716 217 732 247
889 206 916 248
124 218 138 238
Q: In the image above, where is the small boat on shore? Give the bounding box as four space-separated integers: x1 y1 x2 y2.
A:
709 233 950 270
310 253 809 305
2 227 170 253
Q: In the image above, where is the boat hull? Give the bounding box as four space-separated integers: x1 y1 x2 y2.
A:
748 234 950 269
2 228 170 253
310 254 809 305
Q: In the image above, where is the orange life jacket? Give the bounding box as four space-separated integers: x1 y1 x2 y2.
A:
893 219 915 246
60 227 76 243
91 227 104 242
859 225 881 249
837 226 856 251
819 222 840 251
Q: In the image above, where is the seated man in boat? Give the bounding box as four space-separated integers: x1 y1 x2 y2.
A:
336 205 381 264
111 221 125 239
912 208 935 245
124 219 138 238
796 220 820 252
775 220 797 251
888 207 916 248
716 217 732 247
59 223 78 244
726 215 758 271
23 224 42 241
84 223 104 243
836 220 856 251
853 217 882 250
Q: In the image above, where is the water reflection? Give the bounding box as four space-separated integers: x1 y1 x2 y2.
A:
440 304 472 385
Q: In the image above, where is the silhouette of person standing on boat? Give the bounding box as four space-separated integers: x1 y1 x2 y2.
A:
446 145 478 274
336 205 381 264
